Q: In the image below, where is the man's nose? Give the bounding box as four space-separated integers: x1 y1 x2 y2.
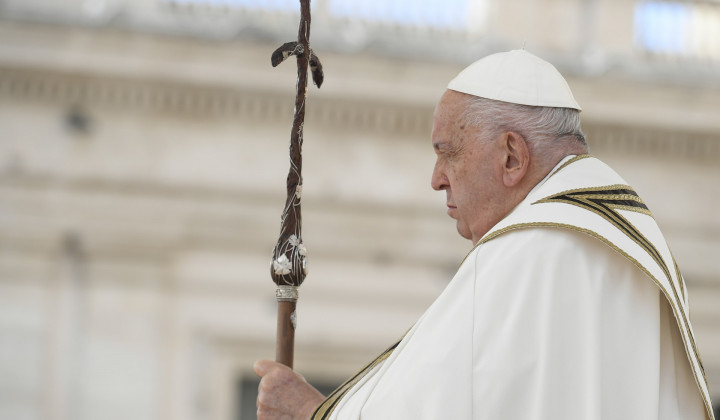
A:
431 162 448 191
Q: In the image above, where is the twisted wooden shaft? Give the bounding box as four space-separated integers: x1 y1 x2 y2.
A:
272 0 312 368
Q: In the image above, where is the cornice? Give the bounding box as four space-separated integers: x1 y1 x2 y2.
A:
1 64 718 161
0 64 432 136
584 122 720 162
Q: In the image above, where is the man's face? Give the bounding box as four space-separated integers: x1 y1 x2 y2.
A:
430 90 507 243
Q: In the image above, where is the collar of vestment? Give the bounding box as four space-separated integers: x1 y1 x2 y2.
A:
474 154 714 419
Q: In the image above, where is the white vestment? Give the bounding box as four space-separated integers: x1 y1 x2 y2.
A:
312 156 713 420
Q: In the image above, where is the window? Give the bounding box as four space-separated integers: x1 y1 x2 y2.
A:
327 0 471 30
166 0 300 12
634 1 720 60
162 0 487 34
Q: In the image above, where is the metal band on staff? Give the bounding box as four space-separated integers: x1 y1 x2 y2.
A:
269 0 323 369
275 285 299 302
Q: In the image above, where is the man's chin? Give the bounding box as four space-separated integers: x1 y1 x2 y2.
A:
456 222 473 241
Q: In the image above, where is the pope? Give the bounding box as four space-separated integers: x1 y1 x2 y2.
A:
254 50 715 420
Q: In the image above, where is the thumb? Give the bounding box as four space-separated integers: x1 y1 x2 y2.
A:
254 359 286 377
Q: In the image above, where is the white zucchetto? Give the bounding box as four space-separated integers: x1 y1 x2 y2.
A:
447 49 582 111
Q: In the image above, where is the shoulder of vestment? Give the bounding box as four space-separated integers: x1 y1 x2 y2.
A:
470 155 713 419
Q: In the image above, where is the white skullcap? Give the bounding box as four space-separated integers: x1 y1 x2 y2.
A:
447 49 582 111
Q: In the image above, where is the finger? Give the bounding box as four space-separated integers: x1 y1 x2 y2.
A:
253 359 275 377
254 359 291 378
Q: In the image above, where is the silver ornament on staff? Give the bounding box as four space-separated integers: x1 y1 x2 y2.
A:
269 0 323 369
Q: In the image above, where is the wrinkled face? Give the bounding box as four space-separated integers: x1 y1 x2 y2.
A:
430 90 506 243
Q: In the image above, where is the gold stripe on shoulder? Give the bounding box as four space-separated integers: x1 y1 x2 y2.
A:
533 185 676 301
548 153 592 179
534 184 652 216
672 253 687 305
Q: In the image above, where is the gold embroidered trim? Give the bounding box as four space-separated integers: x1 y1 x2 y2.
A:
672 253 687 305
534 186 665 279
534 184 653 216
533 186 705 378
476 222 713 420
549 153 592 177
310 339 401 420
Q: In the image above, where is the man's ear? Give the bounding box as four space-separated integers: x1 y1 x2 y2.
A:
502 131 529 187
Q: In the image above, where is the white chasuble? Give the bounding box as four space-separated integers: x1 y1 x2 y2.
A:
311 155 713 420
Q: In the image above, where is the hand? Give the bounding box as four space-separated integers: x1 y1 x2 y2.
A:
254 359 326 420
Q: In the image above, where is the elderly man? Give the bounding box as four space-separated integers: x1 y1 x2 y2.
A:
254 50 714 420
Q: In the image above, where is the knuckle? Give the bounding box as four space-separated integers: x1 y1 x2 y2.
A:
256 391 268 406
256 402 269 417
258 378 268 392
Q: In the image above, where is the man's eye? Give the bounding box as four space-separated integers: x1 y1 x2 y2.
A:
444 149 460 159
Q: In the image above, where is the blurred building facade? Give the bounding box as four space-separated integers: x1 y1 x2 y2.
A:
0 1 719 419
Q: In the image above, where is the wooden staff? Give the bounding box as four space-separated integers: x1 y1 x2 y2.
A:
269 0 324 369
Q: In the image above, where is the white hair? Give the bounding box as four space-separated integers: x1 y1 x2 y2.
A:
461 96 588 162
